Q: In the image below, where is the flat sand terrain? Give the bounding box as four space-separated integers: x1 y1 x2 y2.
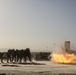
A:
0 61 76 75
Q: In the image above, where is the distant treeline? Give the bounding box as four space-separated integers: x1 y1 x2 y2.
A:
31 52 51 61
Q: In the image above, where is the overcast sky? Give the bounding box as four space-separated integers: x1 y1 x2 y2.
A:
0 0 76 52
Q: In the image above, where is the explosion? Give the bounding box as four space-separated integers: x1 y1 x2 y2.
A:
51 41 76 64
51 52 76 64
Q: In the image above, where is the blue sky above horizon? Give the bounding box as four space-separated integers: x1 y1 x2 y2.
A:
0 0 76 52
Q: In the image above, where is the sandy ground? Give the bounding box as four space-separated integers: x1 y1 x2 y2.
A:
0 61 76 75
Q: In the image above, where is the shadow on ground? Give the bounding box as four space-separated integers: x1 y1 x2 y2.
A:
2 64 19 67
1 62 46 67
18 62 46 65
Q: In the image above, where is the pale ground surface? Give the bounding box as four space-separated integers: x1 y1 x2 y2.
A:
0 60 76 75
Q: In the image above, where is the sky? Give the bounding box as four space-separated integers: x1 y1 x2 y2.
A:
0 0 76 52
